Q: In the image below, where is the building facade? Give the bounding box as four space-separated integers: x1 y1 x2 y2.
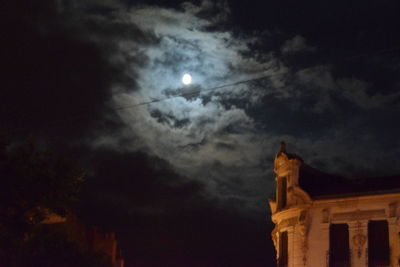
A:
269 143 400 267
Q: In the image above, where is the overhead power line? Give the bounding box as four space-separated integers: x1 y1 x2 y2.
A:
3 71 287 135
117 44 400 110
4 44 400 135
113 71 287 111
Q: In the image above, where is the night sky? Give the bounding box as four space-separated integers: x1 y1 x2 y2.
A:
2 0 400 266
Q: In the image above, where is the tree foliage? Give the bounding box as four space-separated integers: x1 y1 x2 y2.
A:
0 139 83 244
0 138 97 266
16 226 112 267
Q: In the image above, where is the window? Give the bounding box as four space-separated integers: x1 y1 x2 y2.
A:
329 224 350 267
368 220 389 267
278 231 288 267
277 177 287 209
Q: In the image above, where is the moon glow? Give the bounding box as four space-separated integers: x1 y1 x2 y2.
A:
182 73 192 85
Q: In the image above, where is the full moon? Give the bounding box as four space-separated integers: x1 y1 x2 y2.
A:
182 73 192 85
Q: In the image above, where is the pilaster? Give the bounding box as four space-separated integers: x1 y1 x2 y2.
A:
287 228 295 267
388 217 399 266
320 223 330 267
293 224 308 267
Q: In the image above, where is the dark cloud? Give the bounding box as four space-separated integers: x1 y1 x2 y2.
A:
78 150 274 266
1 0 119 145
2 0 400 265
281 35 316 54
80 150 206 219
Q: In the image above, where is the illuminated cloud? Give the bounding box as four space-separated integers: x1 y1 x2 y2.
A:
54 0 400 212
84 1 287 210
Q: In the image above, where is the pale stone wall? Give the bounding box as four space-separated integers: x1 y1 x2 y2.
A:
269 149 400 267
271 192 400 267
314 195 400 267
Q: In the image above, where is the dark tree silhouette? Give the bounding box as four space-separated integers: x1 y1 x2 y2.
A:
0 138 83 245
0 138 110 266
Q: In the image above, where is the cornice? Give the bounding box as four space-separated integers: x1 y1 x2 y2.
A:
313 192 400 207
271 204 311 223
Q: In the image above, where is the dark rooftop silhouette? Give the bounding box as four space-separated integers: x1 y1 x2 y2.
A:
299 163 400 199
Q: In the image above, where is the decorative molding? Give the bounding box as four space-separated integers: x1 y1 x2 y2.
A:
299 213 310 266
322 208 330 223
352 221 367 258
297 210 310 266
299 210 307 223
389 202 397 217
274 153 290 177
332 209 385 221
278 216 298 229
298 223 309 266
277 210 312 229
336 199 359 208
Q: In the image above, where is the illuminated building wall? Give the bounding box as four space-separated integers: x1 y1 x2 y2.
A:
269 143 400 267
